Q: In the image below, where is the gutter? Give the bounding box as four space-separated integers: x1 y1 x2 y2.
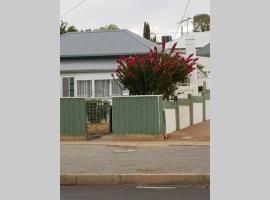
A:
60 69 115 74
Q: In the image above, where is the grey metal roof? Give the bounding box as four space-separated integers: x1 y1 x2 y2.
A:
60 29 161 58
196 43 210 57
60 58 117 73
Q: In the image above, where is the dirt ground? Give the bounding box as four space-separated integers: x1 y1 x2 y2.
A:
79 120 210 142
167 120 210 142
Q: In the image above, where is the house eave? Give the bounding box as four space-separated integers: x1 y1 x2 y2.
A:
60 69 115 74
60 52 149 60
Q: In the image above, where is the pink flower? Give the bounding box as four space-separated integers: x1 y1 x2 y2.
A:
162 40 165 50
187 53 194 59
139 57 145 65
193 57 199 62
168 63 173 68
171 42 177 52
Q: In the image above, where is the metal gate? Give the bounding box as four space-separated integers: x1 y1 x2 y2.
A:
85 99 111 139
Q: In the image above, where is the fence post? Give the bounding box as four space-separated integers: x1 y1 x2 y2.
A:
202 81 206 121
188 94 193 125
176 99 180 130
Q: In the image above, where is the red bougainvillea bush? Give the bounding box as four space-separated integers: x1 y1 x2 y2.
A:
112 41 198 100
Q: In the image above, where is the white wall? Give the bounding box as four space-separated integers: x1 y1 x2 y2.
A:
179 105 190 129
197 56 210 71
205 100 210 120
164 109 176 134
177 84 199 98
193 103 203 124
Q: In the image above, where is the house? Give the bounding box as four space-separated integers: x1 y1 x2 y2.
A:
60 29 161 101
165 31 210 54
166 31 210 76
196 42 210 78
166 32 210 97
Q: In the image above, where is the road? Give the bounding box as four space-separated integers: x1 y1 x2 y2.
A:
61 185 209 200
61 144 209 174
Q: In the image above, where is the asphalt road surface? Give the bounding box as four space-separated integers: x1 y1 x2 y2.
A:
61 145 209 174
61 185 209 200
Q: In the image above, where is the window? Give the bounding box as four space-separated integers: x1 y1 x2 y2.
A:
111 80 123 96
94 80 110 97
62 77 74 97
179 48 186 55
77 80 92 97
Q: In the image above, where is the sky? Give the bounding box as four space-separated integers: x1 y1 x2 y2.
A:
60 0 210 40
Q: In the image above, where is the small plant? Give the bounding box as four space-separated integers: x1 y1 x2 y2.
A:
112 40 198 100
86 99 110 123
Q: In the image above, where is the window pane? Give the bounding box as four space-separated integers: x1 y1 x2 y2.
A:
95 80 110 97
112 80 123 96
69 77 74 97
77 80 92 97
62 78 70 97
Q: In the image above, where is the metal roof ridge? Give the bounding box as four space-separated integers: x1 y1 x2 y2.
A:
61 29 125 37
123 29 154 50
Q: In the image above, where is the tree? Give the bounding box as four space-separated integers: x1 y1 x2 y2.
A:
112 41 198 100
85 28 92 32
150 35 157 43
143 22 150 40
60 20 68 35
94 24 119 31
193 14 210 32
60 21 78 35
67 25 78 33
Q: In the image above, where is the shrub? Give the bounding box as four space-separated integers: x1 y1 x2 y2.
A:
86 99 110 123
112 41 198 100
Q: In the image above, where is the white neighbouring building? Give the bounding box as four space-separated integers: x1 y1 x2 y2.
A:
166 32 210 98
60 29 162 101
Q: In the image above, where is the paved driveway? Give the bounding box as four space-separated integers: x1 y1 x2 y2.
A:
167 120 210 141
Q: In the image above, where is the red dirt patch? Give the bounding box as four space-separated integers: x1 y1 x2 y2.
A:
167 120 210 142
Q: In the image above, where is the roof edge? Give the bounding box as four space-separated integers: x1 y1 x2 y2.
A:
60 52 149 59
60 69 115 74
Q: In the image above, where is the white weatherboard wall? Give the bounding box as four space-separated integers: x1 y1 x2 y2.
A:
164 109 176 134
179 106 190 129
205 100 210 120
193 103 203 124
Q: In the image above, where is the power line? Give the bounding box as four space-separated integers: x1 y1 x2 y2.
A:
173 0 192 40
61 0 88 19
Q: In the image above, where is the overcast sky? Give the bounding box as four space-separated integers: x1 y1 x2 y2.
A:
60 0 210 40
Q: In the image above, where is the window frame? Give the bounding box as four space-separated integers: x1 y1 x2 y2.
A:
62 77 75 97
94 79 111 98
77 80 93 98
111 79 123 96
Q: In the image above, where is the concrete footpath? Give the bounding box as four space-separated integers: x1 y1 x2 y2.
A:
61 143 209 185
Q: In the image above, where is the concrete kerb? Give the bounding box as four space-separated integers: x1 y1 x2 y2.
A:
61 141 209 146
60 174 210 186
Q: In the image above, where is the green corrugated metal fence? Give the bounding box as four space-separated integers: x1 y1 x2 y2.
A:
60 98 86 136
112 96 164 134
111 90 210 135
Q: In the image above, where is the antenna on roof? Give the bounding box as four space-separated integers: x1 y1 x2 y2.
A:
177 17 191 34
181 26 183 38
